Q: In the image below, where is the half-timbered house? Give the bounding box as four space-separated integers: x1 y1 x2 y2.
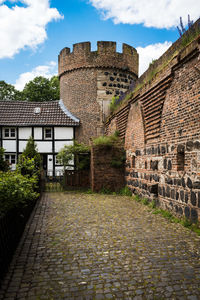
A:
0 100 79 176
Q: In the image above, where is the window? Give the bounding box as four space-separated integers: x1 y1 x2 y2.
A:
3 128 16 138
132 156 136 168
44 128 52 139
5 154 16 164
55 155 61 165
177 145 185 171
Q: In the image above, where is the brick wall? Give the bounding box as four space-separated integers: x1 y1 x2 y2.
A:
106 34 200 221
91 144 125 192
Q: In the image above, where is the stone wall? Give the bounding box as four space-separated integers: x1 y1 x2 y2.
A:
90 144 125 192
58 41 138 144
105 34 200 221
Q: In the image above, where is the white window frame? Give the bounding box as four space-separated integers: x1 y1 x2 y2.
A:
3 127 16 139
55 155 60 165
44 128 52 140
4 154 16 165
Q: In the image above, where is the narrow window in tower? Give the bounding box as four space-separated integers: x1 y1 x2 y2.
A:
177 145 185 171
132 156 136 168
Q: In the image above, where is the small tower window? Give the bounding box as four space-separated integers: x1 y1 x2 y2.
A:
177 145 185 171
132 156 136 168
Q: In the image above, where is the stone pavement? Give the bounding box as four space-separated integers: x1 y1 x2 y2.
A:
1 192 200 300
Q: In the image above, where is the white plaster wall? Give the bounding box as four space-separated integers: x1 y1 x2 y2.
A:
11 164 16 171
34 127 42 140
35 141 52 153
55 166 64 176
55 140 73 153
54 127 73 140
3 140 16 152
19 127 32 139
19 140 29 152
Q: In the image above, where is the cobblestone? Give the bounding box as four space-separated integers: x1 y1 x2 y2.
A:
1 192 200 299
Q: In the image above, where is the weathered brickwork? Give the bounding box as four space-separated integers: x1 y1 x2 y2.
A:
106 35 200 221
59 41 138 143
91 145 125 192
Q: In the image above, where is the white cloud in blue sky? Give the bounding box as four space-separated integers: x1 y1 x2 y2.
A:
13 41 172 90
0 0 63 59
137 41 172 75
89 0 200 28
14 61 57 90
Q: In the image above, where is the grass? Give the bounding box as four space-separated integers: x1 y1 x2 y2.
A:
132 194 200 236
108 22 200 114
93 134 119 147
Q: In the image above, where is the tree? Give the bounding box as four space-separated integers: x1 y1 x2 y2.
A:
57 141 90 171
17 137 41 176
0 81 23 101
22 76 60 102
50 76 60 100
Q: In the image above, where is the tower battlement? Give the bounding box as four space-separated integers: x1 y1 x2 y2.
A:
58 41 138 77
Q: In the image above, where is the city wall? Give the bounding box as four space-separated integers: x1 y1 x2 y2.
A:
106 32 200 221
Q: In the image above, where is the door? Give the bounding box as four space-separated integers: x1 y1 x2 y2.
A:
42 154 48 172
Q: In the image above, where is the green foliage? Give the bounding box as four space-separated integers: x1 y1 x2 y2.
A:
132 194 200 236
0 80 23 101
111 150 126 168
99 187 112 194
124 92 133 103
133 194 141 202
142 198 149 205
17 137 41 176
85 189 93 194
180 24 200 48
109 93 133 114
148 199 156 209
119 186 132 196
149 59 156 67
17 156 40 178
57 141 90 170
22 76 60 102
49 76 60 100
0 171 39 215
109 96 120 113
93 134 119 147
0 148 9 172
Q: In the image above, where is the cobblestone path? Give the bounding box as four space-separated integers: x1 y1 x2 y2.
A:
1 192 200 300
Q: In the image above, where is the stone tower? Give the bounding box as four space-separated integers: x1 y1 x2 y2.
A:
58 41 138 144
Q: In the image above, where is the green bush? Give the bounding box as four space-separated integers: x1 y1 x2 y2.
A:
57 141 90 170
0 171 39 215
0 147 9 172
119 186 132 196
17 156 40 178
93 134 119 147
17 137 41 176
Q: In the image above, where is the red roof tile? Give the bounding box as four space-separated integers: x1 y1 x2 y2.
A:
0 100 79 126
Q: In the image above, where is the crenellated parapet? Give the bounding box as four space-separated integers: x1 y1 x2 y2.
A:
58 41 138 77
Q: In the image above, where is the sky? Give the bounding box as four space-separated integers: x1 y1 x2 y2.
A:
0 0 199 91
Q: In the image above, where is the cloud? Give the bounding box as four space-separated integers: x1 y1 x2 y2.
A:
136 41 172 76
89 0 200 28
14 61 57 90
0 0 63 59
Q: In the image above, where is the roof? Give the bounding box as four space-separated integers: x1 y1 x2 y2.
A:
0 100 79 126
